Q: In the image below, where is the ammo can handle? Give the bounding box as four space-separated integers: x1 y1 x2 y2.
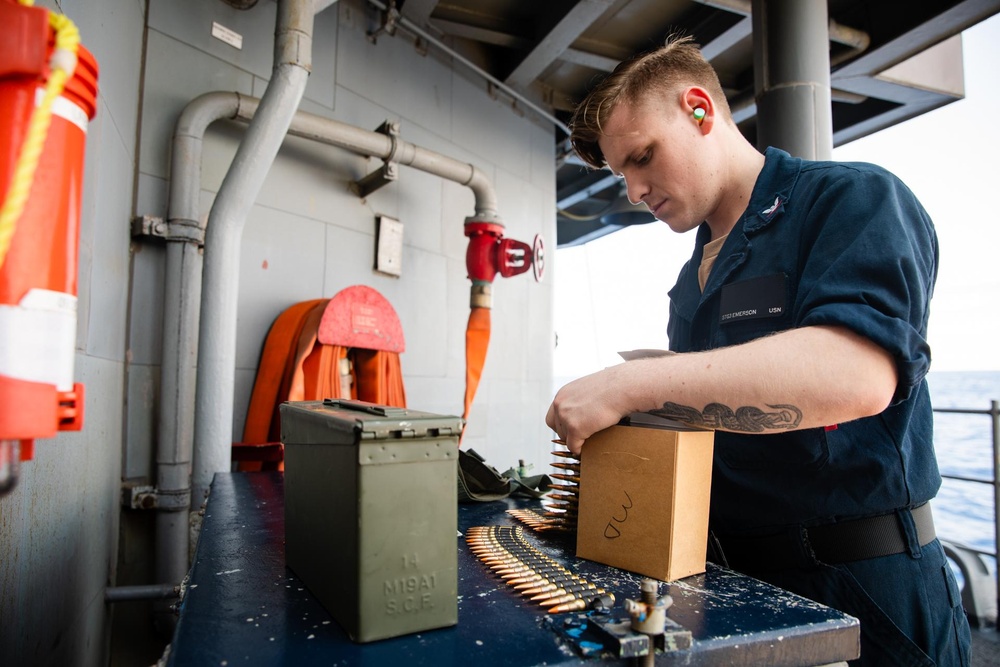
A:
322 398 407 418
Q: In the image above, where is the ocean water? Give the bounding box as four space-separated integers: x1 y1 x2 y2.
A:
927 370 1000 572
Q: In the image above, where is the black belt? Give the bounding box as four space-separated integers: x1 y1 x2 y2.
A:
711 503 936 572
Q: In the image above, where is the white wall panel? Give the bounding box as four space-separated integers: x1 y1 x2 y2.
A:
149 0 277 81
236 207 329 369
335 1 453 136
85 103 135 362
0 355 123 666
140 31 255 179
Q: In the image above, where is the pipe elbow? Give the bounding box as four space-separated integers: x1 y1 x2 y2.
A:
175 92 241 139
464 165 499 218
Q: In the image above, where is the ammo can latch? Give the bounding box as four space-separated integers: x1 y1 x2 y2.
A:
323 398 408 418
322 398 461 440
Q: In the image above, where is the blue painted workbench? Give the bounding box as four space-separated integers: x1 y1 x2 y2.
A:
167 472 859 665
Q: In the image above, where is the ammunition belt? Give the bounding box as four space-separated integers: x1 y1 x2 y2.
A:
507 446 580 534
465 525 613 614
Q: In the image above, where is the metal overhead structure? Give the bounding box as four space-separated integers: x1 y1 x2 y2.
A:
387 0 1000 246
503 0 620 88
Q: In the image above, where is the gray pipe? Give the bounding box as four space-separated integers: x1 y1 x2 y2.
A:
752 0 833 160
695 0 870 65
232 96 500 218
154 93 239 593
191 0 315 507
105 584 180 603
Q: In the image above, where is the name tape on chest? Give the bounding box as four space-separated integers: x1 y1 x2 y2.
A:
719 273 786 324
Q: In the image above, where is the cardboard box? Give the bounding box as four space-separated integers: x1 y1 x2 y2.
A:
576 416 714 581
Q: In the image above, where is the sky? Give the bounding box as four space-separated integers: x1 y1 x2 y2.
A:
553 13 1000 383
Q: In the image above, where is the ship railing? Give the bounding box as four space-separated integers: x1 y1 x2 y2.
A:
936 399 1000 630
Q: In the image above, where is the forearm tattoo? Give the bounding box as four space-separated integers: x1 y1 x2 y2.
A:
651 402 803 432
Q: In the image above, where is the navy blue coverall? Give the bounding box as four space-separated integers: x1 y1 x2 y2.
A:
665 147 971 666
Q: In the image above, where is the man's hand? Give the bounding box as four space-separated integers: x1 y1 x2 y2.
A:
546 363 635 455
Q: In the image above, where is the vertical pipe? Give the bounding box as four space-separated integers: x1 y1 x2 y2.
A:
153 242 200 585
192 0 314 507
751 0 833 160
155 93 239 594
992 399 1000 631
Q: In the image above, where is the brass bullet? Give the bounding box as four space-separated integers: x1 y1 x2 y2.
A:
519 582 558 595
494 565 535 576
494 561 565 578
541 502 576 512
526 583 581 600
549 588 615 614
549 461 581 472
512 576 553 590
501 564 567 579
469 549 507 557
471 551 505 559
486 556 550 568
548 598 589 614
493 557 562 570
518 574 581 593
538 592 577 607
500 569 546 580
481 554 520 563
540 587 606 608
530 589 569 602
517 577 571 594
467 535 517 544
531 583 596 602
548 593 615 614
532 525 576 533
550 450 579 460
547 483 579 493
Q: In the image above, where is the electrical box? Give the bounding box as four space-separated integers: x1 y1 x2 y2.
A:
281 399 461 642
375 215 404 277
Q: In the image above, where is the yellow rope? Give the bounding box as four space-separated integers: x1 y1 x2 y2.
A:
0 1 81 270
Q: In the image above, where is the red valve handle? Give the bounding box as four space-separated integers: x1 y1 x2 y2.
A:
464 220 543 283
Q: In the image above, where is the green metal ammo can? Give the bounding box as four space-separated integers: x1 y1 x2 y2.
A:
281 398 462 643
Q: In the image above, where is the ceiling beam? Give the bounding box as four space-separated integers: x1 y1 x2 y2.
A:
505 0 618 89
429 18 532 49
557 173 620 209
835 0 998 79
559 47 621 73
399 0 439 28
699 16 752 62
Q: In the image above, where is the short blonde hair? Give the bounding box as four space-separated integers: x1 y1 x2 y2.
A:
570 35 730 169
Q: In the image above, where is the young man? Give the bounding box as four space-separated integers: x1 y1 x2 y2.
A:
546 36 971 666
